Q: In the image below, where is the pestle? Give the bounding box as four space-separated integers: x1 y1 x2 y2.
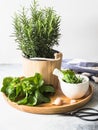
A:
53 68 63 79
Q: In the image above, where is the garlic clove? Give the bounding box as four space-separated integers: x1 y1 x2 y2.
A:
52 97 63 106
70 99 76 104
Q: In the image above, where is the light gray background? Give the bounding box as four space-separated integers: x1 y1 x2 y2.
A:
0 0 98 63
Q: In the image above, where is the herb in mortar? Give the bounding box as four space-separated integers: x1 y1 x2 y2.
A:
61 69 83 84
1 73 55 106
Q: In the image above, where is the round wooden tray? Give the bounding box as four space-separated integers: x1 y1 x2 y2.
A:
3 84 94 114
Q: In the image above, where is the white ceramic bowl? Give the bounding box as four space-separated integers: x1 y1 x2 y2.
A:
59 75 89 99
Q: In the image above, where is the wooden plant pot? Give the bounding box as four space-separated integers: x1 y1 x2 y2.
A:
22 52 62 88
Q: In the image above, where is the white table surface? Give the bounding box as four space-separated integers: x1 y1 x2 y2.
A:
0 64 98 130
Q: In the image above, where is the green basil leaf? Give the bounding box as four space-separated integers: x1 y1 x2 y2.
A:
61 69 83 83
35 90 50 104
27 96 37 106
33 73 44 87
1 77 13 93
17 96 28 105
40 85 55 93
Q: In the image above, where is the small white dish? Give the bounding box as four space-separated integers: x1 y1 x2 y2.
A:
59 74 89 99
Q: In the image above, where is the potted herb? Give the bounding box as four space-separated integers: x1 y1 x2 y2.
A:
12 0 62 88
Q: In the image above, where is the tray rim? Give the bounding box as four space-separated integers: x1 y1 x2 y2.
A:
2 83 94 114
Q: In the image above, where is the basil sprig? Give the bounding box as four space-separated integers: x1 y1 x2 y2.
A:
1 73 55 106
61 70 83 84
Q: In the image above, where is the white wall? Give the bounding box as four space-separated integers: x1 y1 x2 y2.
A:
0 0 98 63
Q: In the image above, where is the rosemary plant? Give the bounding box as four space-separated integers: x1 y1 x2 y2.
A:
12 0 61 58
